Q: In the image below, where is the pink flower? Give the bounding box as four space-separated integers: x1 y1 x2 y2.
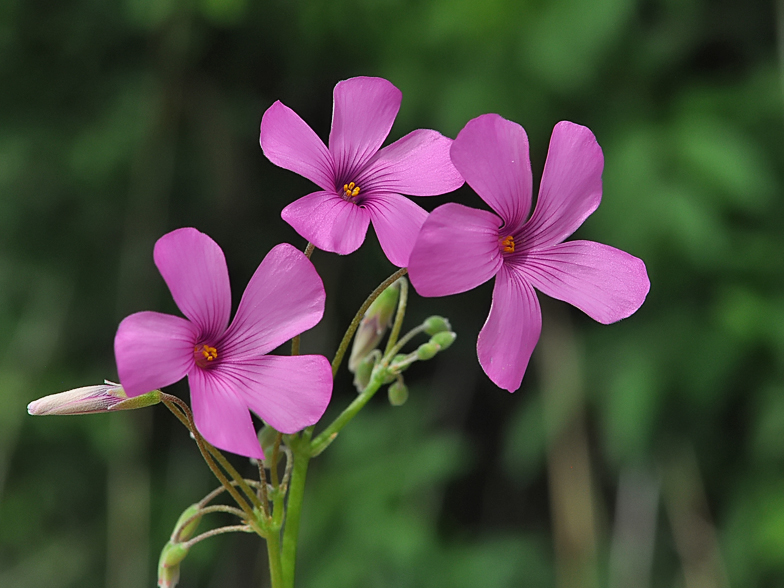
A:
259 76 464 267
408 114 650 392
114 228 333 458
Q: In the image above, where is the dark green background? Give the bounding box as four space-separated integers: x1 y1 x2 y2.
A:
1 0 782 586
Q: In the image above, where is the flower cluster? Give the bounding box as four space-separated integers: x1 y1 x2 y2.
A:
31 76 649 462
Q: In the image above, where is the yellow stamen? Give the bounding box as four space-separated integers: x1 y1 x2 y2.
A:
500 235 515 254
343 182 361 198
196 344 218 362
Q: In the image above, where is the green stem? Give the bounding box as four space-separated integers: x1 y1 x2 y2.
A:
331 267 407 377
310 371 385 456
383 274 409 355
281 441 311 588
265 526 285 588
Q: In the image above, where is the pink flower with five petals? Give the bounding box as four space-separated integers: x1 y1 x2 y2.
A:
114 228 333 458
260 76 464 267
408 114 650 392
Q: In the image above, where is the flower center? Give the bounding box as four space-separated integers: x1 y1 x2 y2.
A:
194 344 218 369
500 235 515 254
342 181 360 199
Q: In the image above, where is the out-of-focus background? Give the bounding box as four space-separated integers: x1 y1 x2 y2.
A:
1 0 782 586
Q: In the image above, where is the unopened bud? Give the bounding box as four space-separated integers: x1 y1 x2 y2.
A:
158 542 189 588
27 382 161 416
257 426 280 462
388 380 409 406
416 342 440 361
423 316 451 336
173 504 202 543
348 279 401 372
430 331 456 351
352 351 377 392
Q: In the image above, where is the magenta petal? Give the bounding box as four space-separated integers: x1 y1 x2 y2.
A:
363 192 428 267
522 121 604 248
114 311 198 397
281 190 370 255
359 129 464 196
329 77 402 179
518 240 650 324
153 228 231 338
408 203 503 296
222 243 325 357
477 265 542 392
188 368 263 459
450 114 532 230
260 100 334 191
221 355 332 434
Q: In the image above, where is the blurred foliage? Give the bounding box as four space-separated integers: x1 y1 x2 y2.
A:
1 0 783 586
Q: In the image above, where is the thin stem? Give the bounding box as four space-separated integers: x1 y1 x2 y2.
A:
310 370 385 456
331 267 408 377
161 396 257 525
387 324 426 360
257 461 270 509
182 524 254 550
173 505 249 542
281 437 312 588
383 274 409 356
205 443 265 512
303 242 315 259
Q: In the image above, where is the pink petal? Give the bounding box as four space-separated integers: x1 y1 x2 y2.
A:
114 311 198 397
188 368 263 459
281 190 370 255
219 355 333 434
450 114 532 230
260 100 335 191
363 192 428 267
517 240 650 324
329 77 402 180
153 228 231 339
477 265 542 392
221 243 326 357
408 203 503 297
359 129 464 196
522 121 604 248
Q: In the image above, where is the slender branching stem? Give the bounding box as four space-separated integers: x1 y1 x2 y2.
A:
182 525 254 550
331 267 408 377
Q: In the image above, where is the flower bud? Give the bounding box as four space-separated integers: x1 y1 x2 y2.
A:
257 425 279 461
173 504 202 543
423 316 451 336
388 380 409 406
430 331 456 351
352 351 377 392
416 342 440 361
158 542 189 588
348 279 401 372
27 382 161 416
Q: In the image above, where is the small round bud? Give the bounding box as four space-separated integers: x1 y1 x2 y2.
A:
430 331 456 351
423 316 451 336
388 380 409 406
416 342 440 360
